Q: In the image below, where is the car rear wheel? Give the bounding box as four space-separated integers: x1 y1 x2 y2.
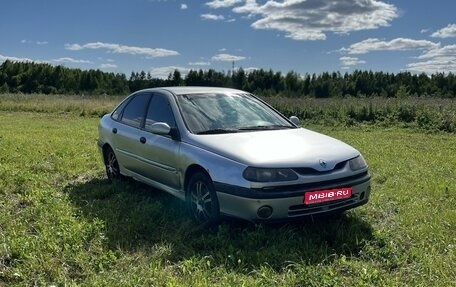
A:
187 172 220 225
104 147 121 180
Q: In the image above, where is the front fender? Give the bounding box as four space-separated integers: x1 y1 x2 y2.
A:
178 141 250 188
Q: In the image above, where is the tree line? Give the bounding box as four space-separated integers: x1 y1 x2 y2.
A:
1 60 455 98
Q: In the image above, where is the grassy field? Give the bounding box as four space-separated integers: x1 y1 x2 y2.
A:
0 95 455 286
0 93 123 117
266 96 456 133
1 93 455 133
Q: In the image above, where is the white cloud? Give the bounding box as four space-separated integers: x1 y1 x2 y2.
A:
64 42 179 57
52 57 93 64
244 67 260 73
431 24 456 38
420 28 430 34
181 3 188 10
339 56 366 67
65 43 83 50
416 44 456 59
20 39 48 45
339 37 452 74
406 45 456 74
201 13 225 21
207 0 398 41
0 54 94 65
100 63 117 69
0 54 39 63
150 66 191 79
341 38 440 54
232 0 258 14
406 58 456 74
206 0 243 9
211 53 246 62
189 61 211 66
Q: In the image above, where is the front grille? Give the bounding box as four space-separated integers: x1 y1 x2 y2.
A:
293 160 347 176
260 171 368 194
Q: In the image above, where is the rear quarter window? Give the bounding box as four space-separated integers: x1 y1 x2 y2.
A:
111 97 130 121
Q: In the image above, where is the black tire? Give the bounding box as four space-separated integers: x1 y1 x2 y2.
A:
104 146 121 180
187 172 220 225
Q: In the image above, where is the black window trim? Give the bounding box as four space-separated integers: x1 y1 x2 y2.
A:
115 92 152 129
111 91 181 141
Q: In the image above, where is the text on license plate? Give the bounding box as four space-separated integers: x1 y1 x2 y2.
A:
304 187 352 204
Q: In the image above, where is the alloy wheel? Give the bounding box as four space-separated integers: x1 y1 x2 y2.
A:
105 147 120 180
188 173 219 225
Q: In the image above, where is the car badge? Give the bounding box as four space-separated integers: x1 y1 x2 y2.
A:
319 159 327 168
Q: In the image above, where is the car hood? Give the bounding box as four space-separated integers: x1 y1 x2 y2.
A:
186 128 360 170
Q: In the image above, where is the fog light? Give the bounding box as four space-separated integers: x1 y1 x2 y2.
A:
257 205 273 219
360 191 365 200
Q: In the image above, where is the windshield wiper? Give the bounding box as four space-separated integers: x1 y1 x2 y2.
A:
197 128 240 135
239 125 295 131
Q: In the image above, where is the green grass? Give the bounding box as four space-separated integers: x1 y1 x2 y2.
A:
0 93 123 117
266 96 456 133
0 105 455 285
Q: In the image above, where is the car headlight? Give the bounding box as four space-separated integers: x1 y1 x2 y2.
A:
349 155 367 171
243 167 298 182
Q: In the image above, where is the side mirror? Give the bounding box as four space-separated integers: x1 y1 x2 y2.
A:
148 122 171 135
289 116 300 126
147 122 181 141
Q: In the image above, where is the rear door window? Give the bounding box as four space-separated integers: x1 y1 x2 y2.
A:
120 93 151 128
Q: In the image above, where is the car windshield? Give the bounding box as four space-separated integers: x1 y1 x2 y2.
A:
176 92 295 134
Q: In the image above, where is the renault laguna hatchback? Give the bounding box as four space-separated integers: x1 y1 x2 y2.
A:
98 87 371 224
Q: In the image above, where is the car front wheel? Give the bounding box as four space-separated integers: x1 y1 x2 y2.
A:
187 172 220 225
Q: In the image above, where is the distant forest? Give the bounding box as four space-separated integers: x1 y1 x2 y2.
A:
1 60 455 98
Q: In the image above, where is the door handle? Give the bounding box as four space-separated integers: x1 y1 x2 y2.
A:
140 137 146 144
112 128 117 134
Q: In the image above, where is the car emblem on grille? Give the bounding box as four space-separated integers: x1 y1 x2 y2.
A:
319 159 327 168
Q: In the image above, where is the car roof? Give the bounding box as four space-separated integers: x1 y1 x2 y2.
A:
136 86 246 95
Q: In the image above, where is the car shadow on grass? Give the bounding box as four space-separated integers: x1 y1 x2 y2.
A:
65 177 375 272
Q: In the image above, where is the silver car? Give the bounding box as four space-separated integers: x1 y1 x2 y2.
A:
98 87 371 224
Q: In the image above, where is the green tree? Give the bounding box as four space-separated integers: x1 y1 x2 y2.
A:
0 82 9 93
169 69 183 86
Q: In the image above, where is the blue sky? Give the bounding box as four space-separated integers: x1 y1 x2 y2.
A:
1 0 456 78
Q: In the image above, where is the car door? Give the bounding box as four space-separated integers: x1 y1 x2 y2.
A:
135 92 181 190
113 92 152 175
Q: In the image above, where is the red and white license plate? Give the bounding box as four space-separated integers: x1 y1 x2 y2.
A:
304 187 352 204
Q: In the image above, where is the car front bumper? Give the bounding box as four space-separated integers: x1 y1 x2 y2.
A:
215 172 371 222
